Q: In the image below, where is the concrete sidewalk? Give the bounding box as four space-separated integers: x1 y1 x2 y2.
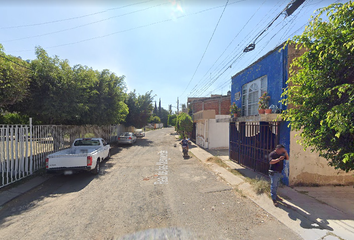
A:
189 143 354 240
0 175 52 208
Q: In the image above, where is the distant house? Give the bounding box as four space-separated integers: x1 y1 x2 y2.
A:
188 94 231 149
230 42 353 186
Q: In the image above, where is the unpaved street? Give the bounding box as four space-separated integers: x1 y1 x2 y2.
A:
0 128 301 240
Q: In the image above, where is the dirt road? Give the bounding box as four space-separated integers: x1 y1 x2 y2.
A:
0 127 301 240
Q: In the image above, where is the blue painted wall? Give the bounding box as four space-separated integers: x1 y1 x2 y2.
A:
231 45 288 110
230 44 291 185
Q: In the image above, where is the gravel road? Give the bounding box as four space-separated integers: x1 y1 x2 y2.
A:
0 127 301 240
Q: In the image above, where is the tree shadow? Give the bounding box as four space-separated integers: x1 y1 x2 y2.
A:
0 157 116 226
135 138 154 147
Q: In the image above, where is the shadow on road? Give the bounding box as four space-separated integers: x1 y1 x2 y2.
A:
136 138 154 147
0 156 116 227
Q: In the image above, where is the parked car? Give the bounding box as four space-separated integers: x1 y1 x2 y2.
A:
118 132 137 145
46 138 110 175
134 129 145 138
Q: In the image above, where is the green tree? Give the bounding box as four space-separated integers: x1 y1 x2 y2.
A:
159 107 169 127
87 69 127 125
167 114 177 126
176 112 192 137
0 45 30 109
124 90 154 128
282 1 354 171
11 46 128 125
153 101 158 115
148 115 161 123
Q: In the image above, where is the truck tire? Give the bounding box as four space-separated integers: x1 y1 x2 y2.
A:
92 159 100 175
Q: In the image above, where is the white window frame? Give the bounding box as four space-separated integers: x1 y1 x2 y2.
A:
242 76 268 116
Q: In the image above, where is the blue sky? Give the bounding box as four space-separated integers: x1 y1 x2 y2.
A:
0 0 342 111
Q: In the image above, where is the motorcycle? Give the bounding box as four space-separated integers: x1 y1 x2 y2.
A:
180 139 190 158
182 145 188 158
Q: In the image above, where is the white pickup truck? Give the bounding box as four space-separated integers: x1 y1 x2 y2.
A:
46 138 110 175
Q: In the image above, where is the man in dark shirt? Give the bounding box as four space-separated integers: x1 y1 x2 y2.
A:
180 137 189 151
269 144 289 206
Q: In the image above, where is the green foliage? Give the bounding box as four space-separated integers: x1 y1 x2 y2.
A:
258 92 270 110
158 108 169 127
9 47 127 125
230 102 241 114
148 115 161 123
0 45 30 108
176 112 193 136
167 114 177 126
282 1 354 171
124 90 154 128
0 112 29 124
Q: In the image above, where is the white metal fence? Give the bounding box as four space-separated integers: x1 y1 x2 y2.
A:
0 123 124 188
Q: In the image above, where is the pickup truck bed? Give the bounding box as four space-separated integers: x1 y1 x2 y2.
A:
46 138 110 175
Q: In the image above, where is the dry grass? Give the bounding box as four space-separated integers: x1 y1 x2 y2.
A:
246 177 270 195
207 156 270 196
206 156 229 168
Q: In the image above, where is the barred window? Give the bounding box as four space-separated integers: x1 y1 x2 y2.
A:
241 76 267 116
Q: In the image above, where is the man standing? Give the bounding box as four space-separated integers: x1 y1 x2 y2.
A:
269 144 289 206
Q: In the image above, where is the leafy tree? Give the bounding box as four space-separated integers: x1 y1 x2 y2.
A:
159 107 169 127
282 1 354 171
167 114 177 126
148 115 161 123
158 98 161 117
0 112 29 124
0 45 30 109
87 69 127 125
124 90 154 128
11 46 127 125
153 101 158 115
176 112 192 136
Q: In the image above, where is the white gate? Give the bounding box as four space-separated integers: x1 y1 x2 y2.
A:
0 123 122 188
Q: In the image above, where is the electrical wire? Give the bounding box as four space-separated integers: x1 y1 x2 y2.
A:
0 0 155 30
179 0 230 98
188 0 287 97
2 1 170 43
8 0 246 53
193 0 311 97
188 0 268 97
0 54 31 70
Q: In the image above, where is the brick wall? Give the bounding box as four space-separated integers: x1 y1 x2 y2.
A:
189 96 231 116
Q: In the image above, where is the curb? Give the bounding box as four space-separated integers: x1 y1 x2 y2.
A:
188 142 352 240
0 174 53 207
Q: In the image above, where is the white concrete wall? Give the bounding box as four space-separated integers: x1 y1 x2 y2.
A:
196 120 208 148
289 130 354 186
208 119 229 149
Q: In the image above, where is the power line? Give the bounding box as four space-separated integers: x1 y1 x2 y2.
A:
0 0 155 30
209 1 310 96
0 54 31 70
188 0 268 97
178 0 230 98
193 0 308 97
8 0 245 53
188 0 287 97
2 1 169 43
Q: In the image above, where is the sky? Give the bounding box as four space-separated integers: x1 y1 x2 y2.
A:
0 0 343 111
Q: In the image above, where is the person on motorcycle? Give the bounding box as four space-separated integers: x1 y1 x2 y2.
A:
180 136 189 151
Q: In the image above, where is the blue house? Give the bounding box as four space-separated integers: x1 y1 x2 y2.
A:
229 43 301 185
229 43 354 187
